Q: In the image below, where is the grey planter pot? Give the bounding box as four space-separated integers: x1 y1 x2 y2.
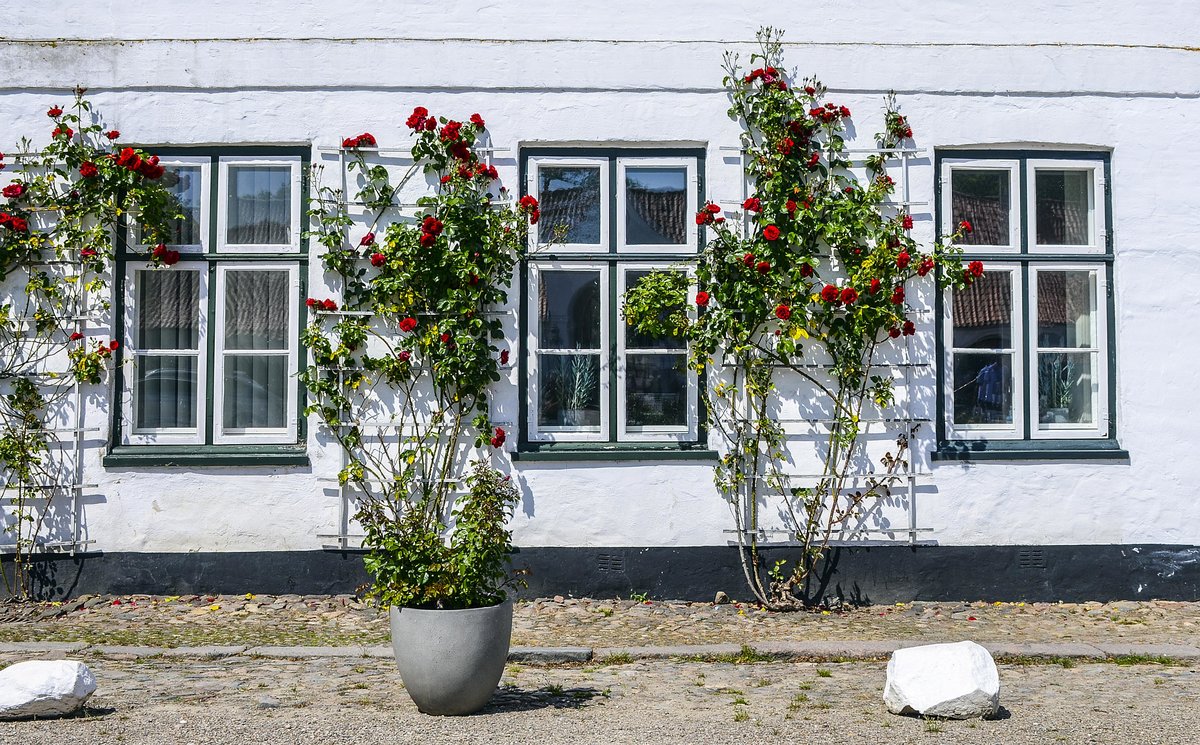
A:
390 599 513 716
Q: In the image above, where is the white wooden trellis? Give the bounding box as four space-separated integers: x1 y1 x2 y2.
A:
715 143 934 546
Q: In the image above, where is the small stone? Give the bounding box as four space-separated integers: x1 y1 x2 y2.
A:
884 641 1000 720
553 595 565 604
0 660 97 719
714 591 730 605
256 695 281 709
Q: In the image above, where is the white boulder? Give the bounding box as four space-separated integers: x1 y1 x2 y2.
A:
883 641 1000 719
0 660 97 719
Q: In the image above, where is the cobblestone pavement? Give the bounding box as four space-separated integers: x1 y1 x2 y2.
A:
2 594 1199 648
3 652 1198 744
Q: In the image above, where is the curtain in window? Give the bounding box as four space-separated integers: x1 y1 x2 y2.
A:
223 270 289 430
226 166 291 244
135 270 200 430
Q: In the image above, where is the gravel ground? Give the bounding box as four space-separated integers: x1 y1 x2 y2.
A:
3 654 1198 744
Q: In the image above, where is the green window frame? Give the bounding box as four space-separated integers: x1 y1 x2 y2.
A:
934 149 1126 461
105 146 310 467
515 147 716 462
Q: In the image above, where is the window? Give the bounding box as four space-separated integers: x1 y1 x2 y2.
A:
109 148 307 464
937 151 1121 458
520 149 704 452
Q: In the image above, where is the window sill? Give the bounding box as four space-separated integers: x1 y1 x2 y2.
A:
103 445 309 468
932 439 1128 462
512 444 718 463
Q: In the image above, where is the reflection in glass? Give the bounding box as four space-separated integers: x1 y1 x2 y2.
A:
538 271 601 349
625 270 686 350
538 354 601 428
951 169 1010 246
626 354 687 427
227 166 292 244
952 272 1012 350
1037 271 1094 348
136 356 198 430
953 353 1013 425
1038 352 1094 424
138 270 200 350
225 271 289 350
159 165 202 246
223 356 287 429
1036 170 1091 245
538 166 602 244
625 167 687 245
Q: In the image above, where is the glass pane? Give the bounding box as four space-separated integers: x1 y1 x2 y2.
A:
226 165 292 244
626 354 687 428
225 271 289 350
1035 170 1092 245
223 355 288 429
538 354 601 428
1038 352 1094 425
1037 271 1095 348
952 272 1012 350
136 355 198 430
951 169 1010 246
538 166 602 244
538 271 601 350
137 270 200 350
953 353 1013 426
625 270 686 350
157 165 202 246
625 166 687 245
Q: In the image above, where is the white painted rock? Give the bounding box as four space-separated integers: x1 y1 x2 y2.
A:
883 641 999 719
0 660 97 719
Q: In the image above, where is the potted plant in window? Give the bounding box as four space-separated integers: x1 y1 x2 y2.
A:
303 109 537 715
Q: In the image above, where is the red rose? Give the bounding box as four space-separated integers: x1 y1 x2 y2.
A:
891 287 905 305
470 113 485 128
804 85 816 95
450 142 472 161
399 317 418 333
840 287 858 305
869 278 881 294
406 106 429 129
888 327 901 338
439 121 463 142
79 162 98 178
51 126 73 139
419 232 437 248
2 183 24 199
424 118 436 131
370 252 386 267
10 217 27 232
917 258 935 277
902 320 916 336
742 198 761 213
321 299 338 311
529 209 540 225
820 285 839 303
896 251 911 269
901 214 914 230
305 298 318 308
163 249 180 266
695 291 710 307
762 225 781 241
774 304 791 320
70 332 84 341
756 260 770 274
440 332 451 343
105 130 120 140
968 260 984 278
500 349 510 365
110 340 120 350
799 263 814 278
398 350 411 362
421 216 443 236
839 106 851 118
776 137 794 155
694 212 709 226
359 232 376 247
80 248 98 259
807 152 820 168
786 200 798 216
519 195 538 211
47 106 63 118
705 203 722 214
959 220 973 234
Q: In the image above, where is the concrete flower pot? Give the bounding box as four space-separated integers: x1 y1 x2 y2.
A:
389 599 513 716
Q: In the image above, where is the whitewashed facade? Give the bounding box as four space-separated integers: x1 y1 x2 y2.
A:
2 2 1199 599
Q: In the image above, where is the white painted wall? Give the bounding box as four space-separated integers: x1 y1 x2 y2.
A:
2 2 1199 552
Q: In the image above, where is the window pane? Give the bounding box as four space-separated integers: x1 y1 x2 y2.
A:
1037 271 1095 348
136 356 198 430
538 271 601 349
625 167 687 245
625 270 686 350
223 355 288 429
137 270 200 350
538 166 602 244
1038 352 1094 425
159 165 203 246
225 271 289 350
626 354 687 428
953 353 1013 425
951 169 1010 246
538 354 601 428
227 165 292 244
952 272 1012 350
1035 170 1092 245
